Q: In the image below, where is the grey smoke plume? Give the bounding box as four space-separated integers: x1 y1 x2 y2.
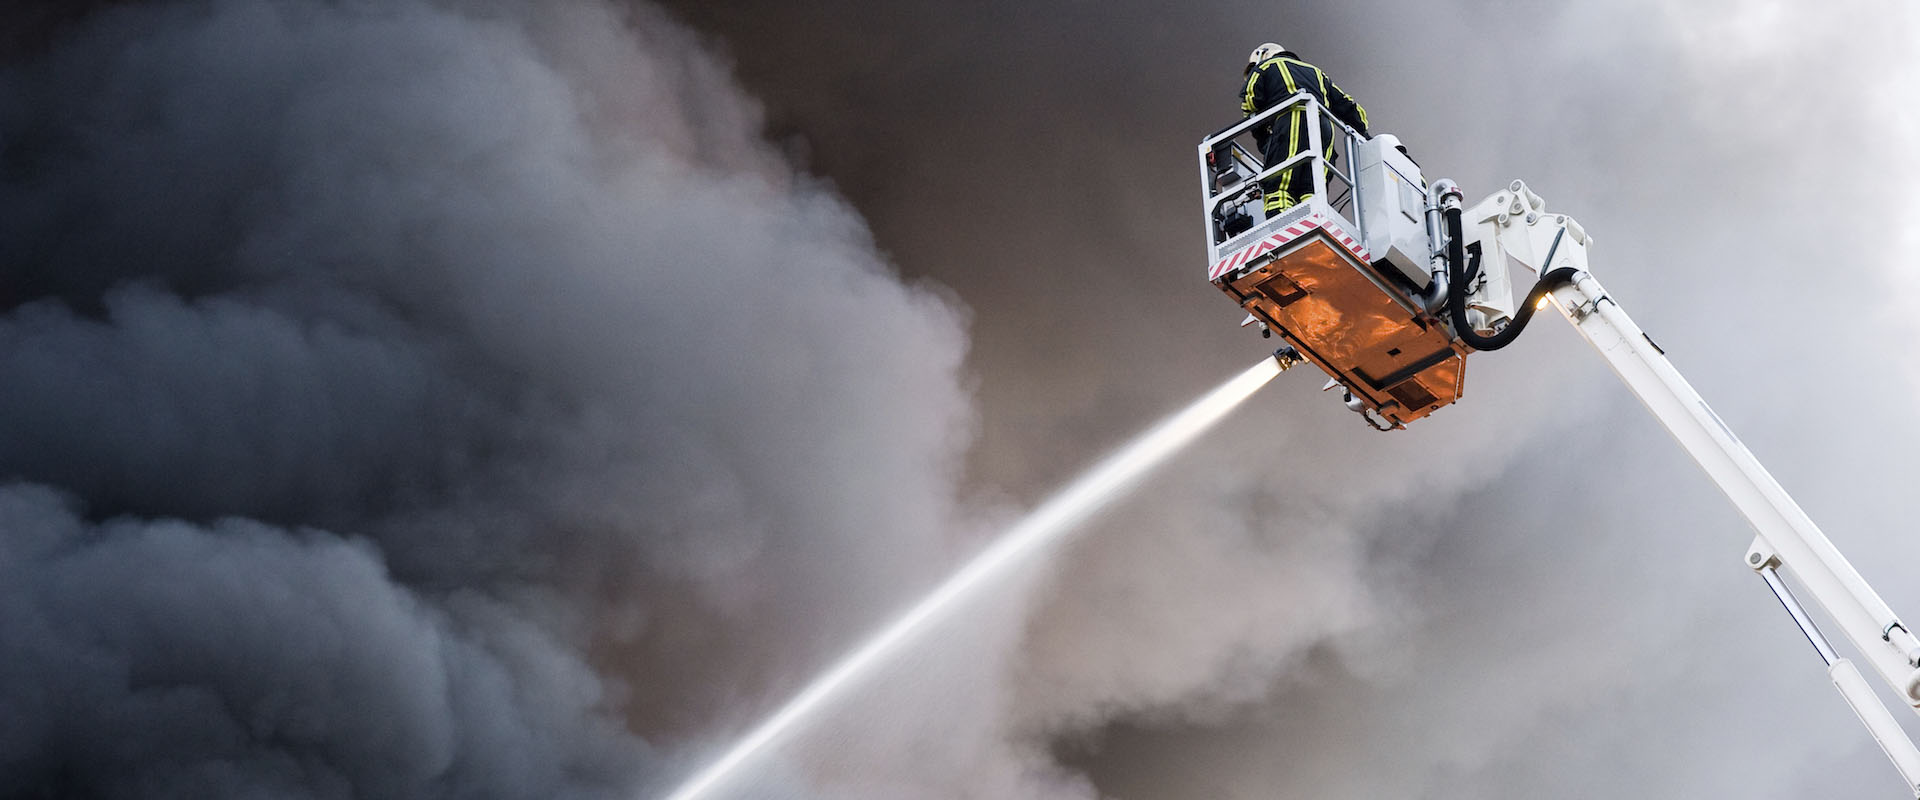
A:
7 0 1920 798
0 484 642 797
1 0 990 797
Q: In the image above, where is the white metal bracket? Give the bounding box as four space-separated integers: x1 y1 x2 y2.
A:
1745 536 1780 571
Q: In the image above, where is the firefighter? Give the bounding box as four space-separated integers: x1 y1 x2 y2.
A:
1241 43 1369 214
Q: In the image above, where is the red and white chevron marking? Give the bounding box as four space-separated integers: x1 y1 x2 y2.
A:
1318 216 1370 264
1208 214 1372 281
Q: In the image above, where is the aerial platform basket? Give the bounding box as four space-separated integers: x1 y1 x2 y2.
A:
1199 94 1464 428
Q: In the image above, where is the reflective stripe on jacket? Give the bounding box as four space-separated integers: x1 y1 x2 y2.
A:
1240 55 1369 151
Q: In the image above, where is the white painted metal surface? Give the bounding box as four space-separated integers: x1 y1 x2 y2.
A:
1454 182 1538 333
1354 134 1432 287
1833 658 1920 792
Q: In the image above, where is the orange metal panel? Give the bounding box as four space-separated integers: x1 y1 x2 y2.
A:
1219 232 1466 426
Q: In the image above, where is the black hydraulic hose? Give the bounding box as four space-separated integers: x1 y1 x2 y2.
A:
1443 206 1582 351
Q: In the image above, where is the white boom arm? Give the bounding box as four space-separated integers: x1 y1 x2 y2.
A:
1461 181 1920 795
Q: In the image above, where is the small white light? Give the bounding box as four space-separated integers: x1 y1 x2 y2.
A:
1536 296 1552 310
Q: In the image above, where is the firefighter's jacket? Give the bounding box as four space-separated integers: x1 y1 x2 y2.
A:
1241 54 1369 156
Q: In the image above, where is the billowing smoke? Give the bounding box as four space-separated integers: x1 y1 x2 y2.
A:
7 0 1920 798
0 0 1000 796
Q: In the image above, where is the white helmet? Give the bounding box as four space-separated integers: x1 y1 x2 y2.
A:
1246 42 1285 73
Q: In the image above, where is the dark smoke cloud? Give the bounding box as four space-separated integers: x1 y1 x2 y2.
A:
1 0 986 796
0 483 641 798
